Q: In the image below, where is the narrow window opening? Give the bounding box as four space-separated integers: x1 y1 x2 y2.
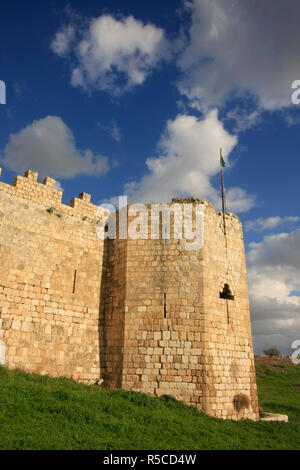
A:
72 269 77 294
220 283 234 300
159 212 163 242
163 293 167 318
226 301 230 324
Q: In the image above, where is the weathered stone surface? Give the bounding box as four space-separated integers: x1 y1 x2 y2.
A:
261 413 289 423
100 202 259 421
0 169 108 385
0 168 259 420
0 340 5 364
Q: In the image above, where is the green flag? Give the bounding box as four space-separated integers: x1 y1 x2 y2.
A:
220 155 226 167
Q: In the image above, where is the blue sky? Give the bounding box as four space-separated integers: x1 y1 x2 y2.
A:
1 0 300 354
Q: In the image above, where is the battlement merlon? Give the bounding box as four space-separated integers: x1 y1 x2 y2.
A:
0 167 239 224
0 168 109 221
111 198 240 221
112 199 241 233
171 197 240 222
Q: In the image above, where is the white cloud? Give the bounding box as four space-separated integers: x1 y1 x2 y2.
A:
247 227 300 354
224 107 261 133
98 119 121 142
1 116 109 179
224 187 255 214
178 0 300 113
51 24 75 57
122 109 254 211
55 180 64 192
246 216 300 232
281 108 300 127
52 14 169 95
13 81 28 98
110 120 121 143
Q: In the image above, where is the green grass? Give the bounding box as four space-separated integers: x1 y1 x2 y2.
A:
0 364 300 450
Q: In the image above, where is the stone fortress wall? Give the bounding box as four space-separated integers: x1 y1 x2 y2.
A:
0 169 108 383
0 169 259 420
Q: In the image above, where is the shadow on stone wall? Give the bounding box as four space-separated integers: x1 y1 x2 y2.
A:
99 236 126 389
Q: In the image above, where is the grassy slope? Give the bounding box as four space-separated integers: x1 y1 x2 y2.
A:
0 364 300 450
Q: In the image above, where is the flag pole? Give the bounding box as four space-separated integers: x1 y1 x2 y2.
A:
220 148 226 234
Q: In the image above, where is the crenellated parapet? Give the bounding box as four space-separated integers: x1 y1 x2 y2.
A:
12 169 63 206
0 168 109 222
0 167 109 385
0 166 258 419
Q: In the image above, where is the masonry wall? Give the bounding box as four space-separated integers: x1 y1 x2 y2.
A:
0 169 107 383
200 205 258 419
100 236 127 389
0 169 259 420
103 201 259 420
